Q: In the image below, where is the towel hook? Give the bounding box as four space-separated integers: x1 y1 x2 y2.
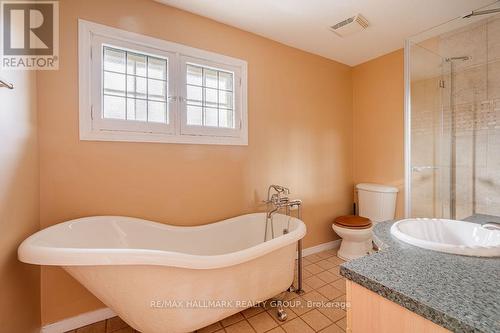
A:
0 79 14 89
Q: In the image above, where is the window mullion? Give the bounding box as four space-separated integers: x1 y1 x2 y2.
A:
217 71 220 127
146 56 149 123
174 54 181 136
202 67 206 126
133 61 137 120
165 70 168 125
125 52 128 120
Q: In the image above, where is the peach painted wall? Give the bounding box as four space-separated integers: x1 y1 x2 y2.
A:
37 0 353 324
352 50 405 217
0 66 40 329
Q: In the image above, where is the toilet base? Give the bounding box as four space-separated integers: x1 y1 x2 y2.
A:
337 238 373 261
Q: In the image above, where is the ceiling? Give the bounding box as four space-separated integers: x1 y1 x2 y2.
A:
155 0 496 66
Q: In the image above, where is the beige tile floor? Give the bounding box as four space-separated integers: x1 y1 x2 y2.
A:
67 249 347 333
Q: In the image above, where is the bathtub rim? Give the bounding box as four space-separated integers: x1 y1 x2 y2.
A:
18 213 306 269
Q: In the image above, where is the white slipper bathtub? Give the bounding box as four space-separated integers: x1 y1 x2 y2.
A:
18 213 306 333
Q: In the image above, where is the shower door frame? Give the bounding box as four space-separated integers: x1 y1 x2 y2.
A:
404 39 450 218
404 39 412 218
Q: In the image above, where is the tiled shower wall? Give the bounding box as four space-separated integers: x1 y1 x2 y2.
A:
412 14 500 218
444 16 500 218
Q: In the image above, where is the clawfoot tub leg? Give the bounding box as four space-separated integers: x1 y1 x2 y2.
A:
277 306 287 321
269 292 289 322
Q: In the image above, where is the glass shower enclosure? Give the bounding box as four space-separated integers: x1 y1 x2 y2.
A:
405 2 500 219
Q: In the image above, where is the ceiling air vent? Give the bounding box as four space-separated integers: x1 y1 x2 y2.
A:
329 14 369 37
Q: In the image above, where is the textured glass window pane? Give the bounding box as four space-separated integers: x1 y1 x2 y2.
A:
148 101 167 123
126 76 134 95
102 46 173 127
148 57 166 80
126 76 151 99
187 105 202 125
126 76 135 97
126 98 136 120
187 65 202 85
204 69 218 88
184 63 238 129
103 47 126 73
125 99 148 122
131 76 147 99
127 53 147 76
205 88 217 108
219 109 234 128
187 85 202 106
103 95 126 119
204 107 218 126
219 72 233 91
218 90 233 109
104 72 126 96
148 79 166 101
135 99 147 121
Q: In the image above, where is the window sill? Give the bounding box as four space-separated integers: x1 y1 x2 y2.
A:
80 129 248 146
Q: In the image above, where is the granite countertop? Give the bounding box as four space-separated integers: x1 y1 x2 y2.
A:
340 214 500 333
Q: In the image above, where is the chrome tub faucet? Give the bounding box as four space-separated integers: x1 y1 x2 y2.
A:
264 185 305 295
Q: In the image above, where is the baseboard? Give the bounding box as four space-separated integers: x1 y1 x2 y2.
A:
40 240 340 333
301 239 341 257
41 307 116 333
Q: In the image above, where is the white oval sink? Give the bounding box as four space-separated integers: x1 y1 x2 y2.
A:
390 218 500 257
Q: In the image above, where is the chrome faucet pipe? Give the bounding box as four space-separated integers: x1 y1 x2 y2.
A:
266 185 290 206
266 206 281 220
295 202 304 295
264 185 304 294
267 184 290 196
264 198 301 219
287 199 302 207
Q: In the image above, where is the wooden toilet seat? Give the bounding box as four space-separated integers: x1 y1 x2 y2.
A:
334 215 372 229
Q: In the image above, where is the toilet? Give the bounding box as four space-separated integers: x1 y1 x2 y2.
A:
333 183 398 261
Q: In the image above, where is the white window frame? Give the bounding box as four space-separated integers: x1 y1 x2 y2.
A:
79 19 248 145
179 56 242 138
92 38 176 135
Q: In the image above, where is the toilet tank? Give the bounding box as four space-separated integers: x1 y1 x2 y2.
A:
356 183 398 223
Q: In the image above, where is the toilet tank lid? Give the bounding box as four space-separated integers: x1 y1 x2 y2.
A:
356 183 398 193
